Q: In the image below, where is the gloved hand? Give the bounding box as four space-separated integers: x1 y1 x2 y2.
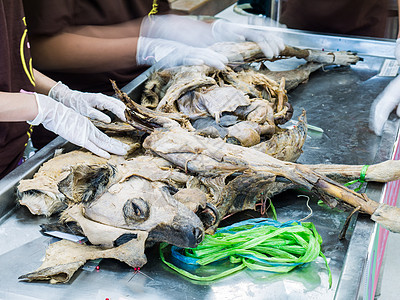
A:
136 37 228 69
49 82 126 123
369 75 400 136
140 15 285 59
140 15 216 48
28 93 128 158
211 19 285 59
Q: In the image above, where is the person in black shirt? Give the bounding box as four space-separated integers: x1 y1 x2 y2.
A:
0 0 129 179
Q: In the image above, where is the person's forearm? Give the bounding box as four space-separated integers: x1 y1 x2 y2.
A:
65 19 143 38
0 92 38 121
33 69 57 95
30 33 139 73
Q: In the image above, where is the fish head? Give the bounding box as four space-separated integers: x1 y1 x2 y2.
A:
81 176 204 248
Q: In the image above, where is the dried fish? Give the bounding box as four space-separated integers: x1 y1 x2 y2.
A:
19 42 383 284
141 42 359 150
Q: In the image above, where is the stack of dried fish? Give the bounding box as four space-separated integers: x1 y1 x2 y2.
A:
18 42 400 284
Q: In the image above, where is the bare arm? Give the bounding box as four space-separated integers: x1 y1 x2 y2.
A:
0 92 38 122
0 70 60 121
65 19 143 38
33 69 57 94
30 33 139 73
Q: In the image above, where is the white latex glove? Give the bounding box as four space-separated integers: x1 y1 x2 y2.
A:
395 38 400 64
49 82 126 123
136 37 228 69
28 93 128 158
211 19 285 59
369 75 400 136
140 15 216 48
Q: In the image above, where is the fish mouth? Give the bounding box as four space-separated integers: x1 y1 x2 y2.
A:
147 222 204 248
81 212 204 248
196 202 220 229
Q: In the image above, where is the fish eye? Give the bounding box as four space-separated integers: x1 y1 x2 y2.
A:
123 197 150 224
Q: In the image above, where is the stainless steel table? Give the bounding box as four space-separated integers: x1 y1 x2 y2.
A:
0 25 399 300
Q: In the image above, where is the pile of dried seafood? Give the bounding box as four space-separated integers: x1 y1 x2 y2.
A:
17 42 400 284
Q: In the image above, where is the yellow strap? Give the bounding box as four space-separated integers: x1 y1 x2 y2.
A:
24 125 33 147
148 0 158 18
20 17 35 86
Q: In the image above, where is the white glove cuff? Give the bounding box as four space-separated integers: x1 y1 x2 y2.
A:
211 19 227 41
48 81 63 97
27 93 45 126
137 37 177 66
136 37 157 65
136 36 144 65
48 81 70 102
395 38 400 64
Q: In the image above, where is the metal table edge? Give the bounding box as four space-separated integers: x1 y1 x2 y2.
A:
0 137 69 221
334 120 400 300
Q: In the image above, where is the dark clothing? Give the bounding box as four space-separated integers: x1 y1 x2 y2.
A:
280 0 388 38
0 0 34 179
23 0 171 150
23 0 170 95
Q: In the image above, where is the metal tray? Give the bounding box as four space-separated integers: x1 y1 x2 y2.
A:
0 29 399 300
